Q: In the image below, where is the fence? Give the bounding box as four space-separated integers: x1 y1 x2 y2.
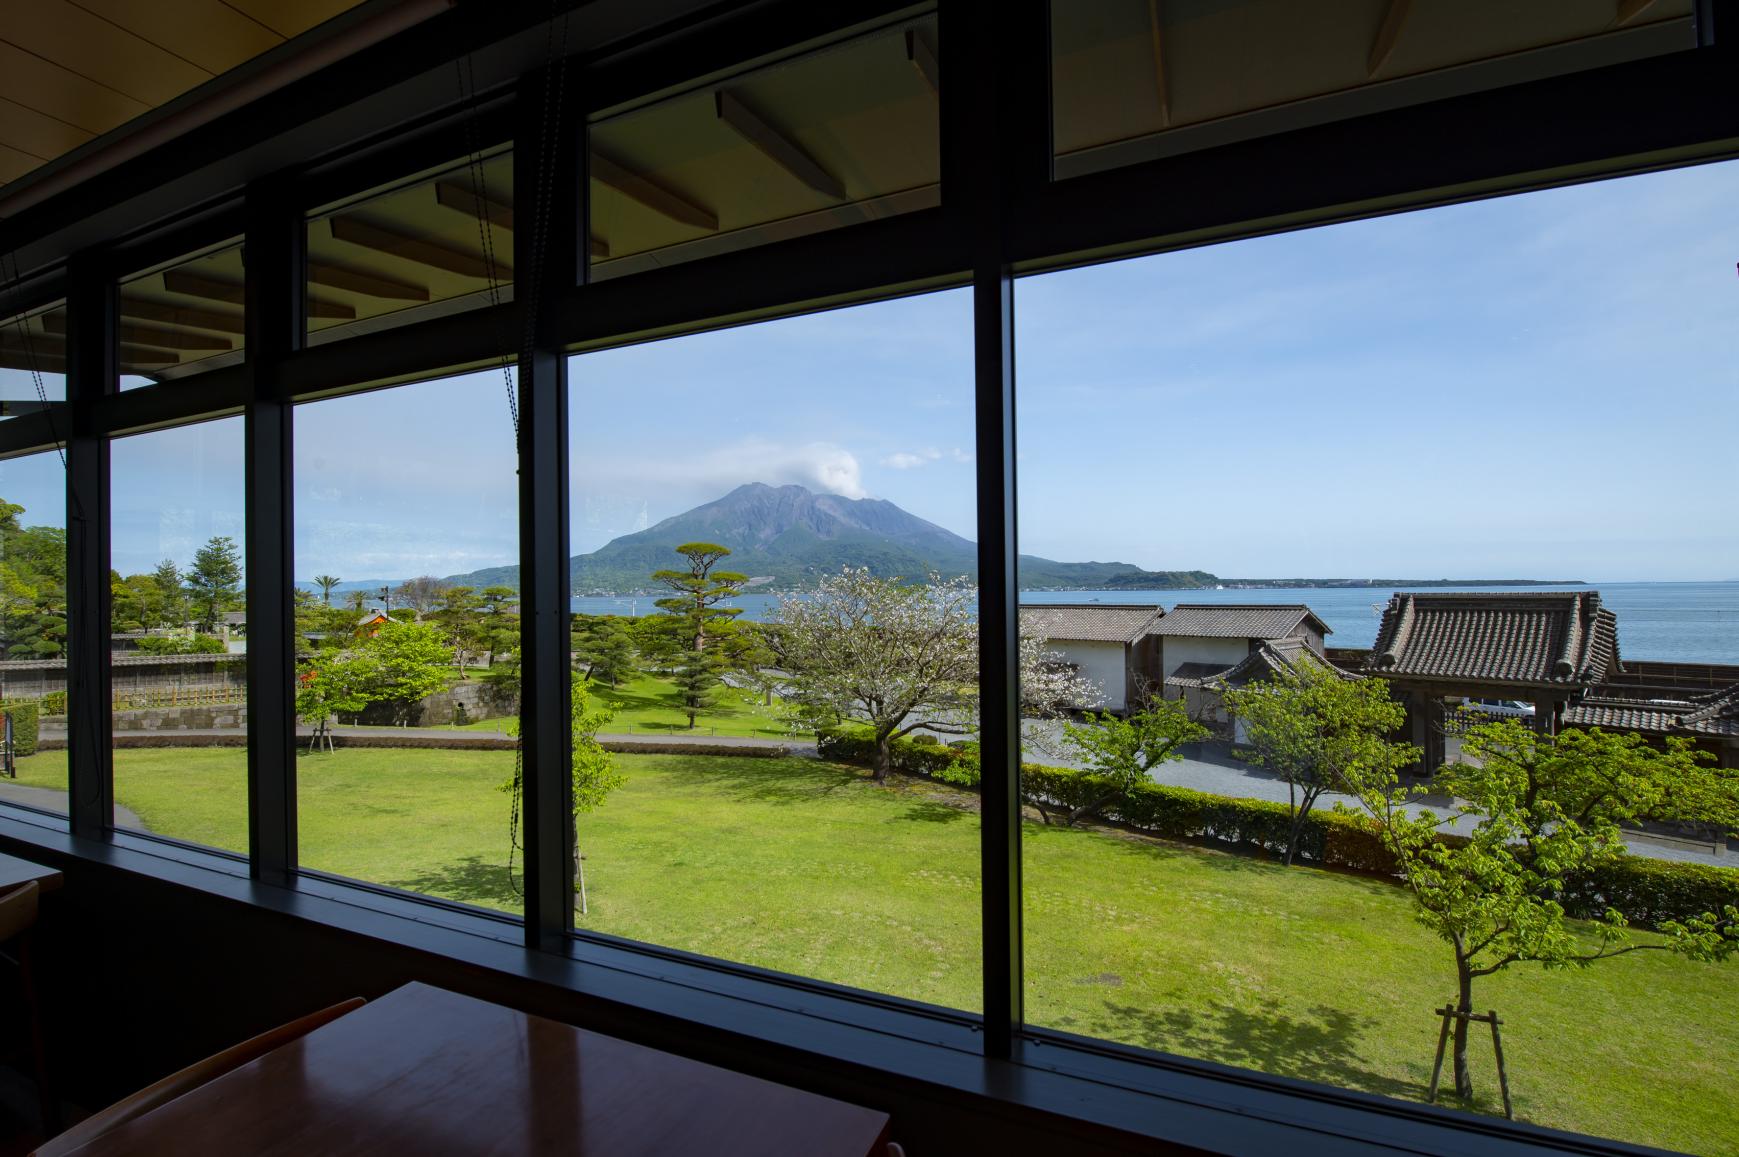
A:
111 686 247 711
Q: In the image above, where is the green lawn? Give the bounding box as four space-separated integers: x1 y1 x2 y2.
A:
14 747 1736 1154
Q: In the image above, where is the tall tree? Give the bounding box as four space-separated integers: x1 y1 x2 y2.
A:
773 569 1096 780
152 559 187 629
651 543 747 727
1222 661 1419 867
393 575 450 614
479 585 518 667
350 620 453 725
185 535 243 633
1345 719 1739 1102
313 574 342 605
432 586 484 675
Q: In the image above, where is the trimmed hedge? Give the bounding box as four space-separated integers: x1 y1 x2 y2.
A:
39 690 66 717
815 724 1739 929
0 701 39 756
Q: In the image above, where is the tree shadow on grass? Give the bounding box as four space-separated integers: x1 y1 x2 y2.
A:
388 854 521 912
1089 999 1425 1103
899 798 971 824
660 755 866 806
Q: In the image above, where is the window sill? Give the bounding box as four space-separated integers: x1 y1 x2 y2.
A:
0 806 1678 1157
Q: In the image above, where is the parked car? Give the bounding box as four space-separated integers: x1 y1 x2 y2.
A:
1460 698 1536 719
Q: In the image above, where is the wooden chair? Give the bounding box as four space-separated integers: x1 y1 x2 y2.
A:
33 996 365 1156
0 882 55 1135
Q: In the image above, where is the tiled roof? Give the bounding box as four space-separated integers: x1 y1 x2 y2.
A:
1148 604 1330 640
1366 591 1619 687
0 653 243 671
1562 700 1685 733
1020 604 1162 644
1563 683 1739 738
1681 684 1739 737
1166 637 1358 689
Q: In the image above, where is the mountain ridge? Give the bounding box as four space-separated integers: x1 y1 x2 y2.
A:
442 482 1200 593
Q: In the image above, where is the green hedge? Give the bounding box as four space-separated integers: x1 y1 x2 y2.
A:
39 690 66 717
816 724 1739 928
0 701 39 756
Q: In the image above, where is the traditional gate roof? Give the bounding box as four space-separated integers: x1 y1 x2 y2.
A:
1367 591 1619 688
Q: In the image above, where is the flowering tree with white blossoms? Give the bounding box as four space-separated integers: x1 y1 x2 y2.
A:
771 568 1097 780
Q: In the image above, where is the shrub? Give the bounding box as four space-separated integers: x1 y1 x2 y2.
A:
817 724 1736 929
39 690 67 716
0 701 40 756
135 633 227 655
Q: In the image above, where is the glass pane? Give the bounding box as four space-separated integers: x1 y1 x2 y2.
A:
0 451 67 813
0 300 67 416
293 368 520 913
1015 159 1739 1153
588 13 939 280
117 240 245 387
567 290 978 1008
109 419 247 850
1052 0 1697 180
305 150 513 345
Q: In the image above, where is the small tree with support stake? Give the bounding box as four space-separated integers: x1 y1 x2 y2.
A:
1345 718 1739 1107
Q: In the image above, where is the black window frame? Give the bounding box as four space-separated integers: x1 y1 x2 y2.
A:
0 0 1732 1152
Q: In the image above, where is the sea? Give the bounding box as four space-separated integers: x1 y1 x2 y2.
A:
573 581 1739 666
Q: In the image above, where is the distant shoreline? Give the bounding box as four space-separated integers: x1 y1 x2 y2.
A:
1045 577 1587 592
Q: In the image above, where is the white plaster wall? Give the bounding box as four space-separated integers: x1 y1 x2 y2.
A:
1053 640 1128 712
1161 636 1251 678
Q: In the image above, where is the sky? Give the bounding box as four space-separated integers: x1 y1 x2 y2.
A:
1 156 1735 583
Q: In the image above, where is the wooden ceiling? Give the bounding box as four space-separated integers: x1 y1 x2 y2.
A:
0 0 367 189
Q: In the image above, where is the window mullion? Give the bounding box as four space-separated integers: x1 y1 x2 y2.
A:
243 185 302 882
65 255 115 840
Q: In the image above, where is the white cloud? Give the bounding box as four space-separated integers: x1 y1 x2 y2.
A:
582 437 867 501
879 446 972 469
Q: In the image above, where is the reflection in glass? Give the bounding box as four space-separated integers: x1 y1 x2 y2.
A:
306 151 514 345
117 241 246 387
1052 0 1695 179
589 13 939 279
0 300 67 417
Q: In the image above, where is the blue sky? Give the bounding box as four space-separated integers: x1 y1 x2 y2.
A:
1 156 1735 582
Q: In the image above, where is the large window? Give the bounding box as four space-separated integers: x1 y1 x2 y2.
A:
566 290 979 1006
0 450 66 813
293 369 520 912
1015 158 1739 1153
109 419 247 852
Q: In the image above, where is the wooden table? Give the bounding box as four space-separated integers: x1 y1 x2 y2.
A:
64 981 892 1156
0 851 61 894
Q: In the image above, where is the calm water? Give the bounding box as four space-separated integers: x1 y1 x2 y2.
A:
573 582 1739 665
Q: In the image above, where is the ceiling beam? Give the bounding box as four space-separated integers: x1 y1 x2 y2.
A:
905 30 939 95
1368 0 1412 77
161 269 360 316
1147 0 1170 128
590 152 718 231
715 90 845 200
435 181 513 230
119 342 181 366
1614 0 1661 25
40 312 233 351
329 217 511 281
117 299 245 334
307 261 429 302
435 180 608 259
162 270 243 304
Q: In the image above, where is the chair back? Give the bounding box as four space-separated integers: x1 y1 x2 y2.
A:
33 996 365 1156
0 881 40 943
